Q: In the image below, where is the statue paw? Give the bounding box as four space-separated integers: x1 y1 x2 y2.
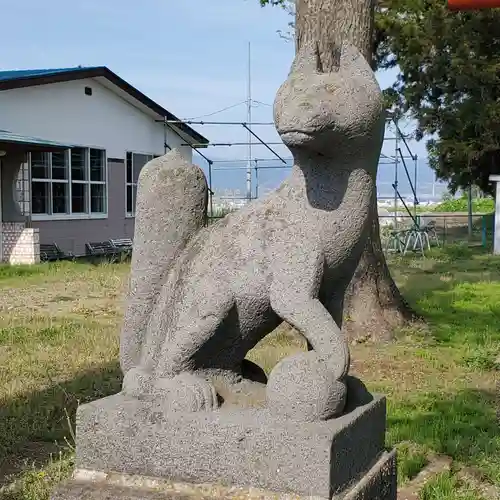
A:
122 367 154 398
266 351 347 422
152 372 219 412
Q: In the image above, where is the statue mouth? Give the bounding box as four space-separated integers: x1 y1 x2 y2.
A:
279 130 316 144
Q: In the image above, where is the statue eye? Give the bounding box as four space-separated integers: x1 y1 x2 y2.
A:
299 101 313 111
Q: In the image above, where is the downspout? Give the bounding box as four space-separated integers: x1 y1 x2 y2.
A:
26 152 33 229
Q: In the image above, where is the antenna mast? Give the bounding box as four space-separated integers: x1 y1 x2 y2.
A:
246 42 252 202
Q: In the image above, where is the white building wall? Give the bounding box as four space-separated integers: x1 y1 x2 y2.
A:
0 78 192 161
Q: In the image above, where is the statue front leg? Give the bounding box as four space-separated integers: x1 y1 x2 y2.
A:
266 272 350 422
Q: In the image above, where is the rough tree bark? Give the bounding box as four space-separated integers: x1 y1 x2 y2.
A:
296 0 417 341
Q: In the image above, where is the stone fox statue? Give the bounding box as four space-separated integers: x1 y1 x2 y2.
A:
120 40 385 422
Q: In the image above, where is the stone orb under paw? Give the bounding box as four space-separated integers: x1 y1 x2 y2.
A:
153 373 219 412
266 351 347 422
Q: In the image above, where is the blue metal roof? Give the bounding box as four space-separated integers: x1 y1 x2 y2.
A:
0 129 74 148
0 66 99 82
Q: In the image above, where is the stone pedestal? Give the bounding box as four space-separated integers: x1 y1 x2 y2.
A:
51 388 396 500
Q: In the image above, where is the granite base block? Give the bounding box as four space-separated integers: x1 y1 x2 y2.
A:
72 392 387 499
51 449 396 500
342 449 397 500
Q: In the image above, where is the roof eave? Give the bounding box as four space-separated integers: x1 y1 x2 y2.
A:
0 141 69 153
0 67 210 147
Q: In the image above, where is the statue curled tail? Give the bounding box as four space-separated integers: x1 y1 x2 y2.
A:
120 149 208 376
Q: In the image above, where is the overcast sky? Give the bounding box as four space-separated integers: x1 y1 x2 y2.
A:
1 0 440 197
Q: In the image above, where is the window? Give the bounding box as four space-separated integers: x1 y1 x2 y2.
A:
126 152 155 216
70 148 87 213
29 147 106 218
15 158 30 216
31 152 68 215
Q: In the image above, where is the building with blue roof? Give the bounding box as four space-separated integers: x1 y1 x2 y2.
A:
0 66 209 264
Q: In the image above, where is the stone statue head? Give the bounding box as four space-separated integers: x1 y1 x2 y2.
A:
274 40 385 158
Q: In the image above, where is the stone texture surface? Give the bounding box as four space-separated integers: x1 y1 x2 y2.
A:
52 450 396 500
74 389 386 499
52 471 322 500
342 450 397 500
52 482 189 500
52 481 317 500
120 39 385 423
120 150 208 377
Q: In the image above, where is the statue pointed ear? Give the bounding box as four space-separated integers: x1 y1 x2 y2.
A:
289 40 322 76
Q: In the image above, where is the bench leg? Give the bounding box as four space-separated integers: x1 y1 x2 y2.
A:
403 232 413 255
419 233 425 257
424 232 431 251
432 230 440 247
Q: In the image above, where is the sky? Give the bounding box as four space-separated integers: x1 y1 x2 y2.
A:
0 0 446 200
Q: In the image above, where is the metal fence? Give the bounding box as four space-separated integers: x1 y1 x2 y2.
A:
207 211 495 250
380 212 494 251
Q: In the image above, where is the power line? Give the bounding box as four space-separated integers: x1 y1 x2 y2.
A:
183 141 284 147
209 158 293 163
251 99 273 107
183 101 247 121
212 165 291 171
162 119 275 126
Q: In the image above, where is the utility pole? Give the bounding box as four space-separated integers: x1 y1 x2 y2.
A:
246 42 252 203
466 156 473 239
393 122 399 229
414 154 418 219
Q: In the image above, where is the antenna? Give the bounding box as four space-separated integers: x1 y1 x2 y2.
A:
246 42 252 202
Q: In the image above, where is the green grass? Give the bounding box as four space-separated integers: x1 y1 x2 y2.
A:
420 472 487 500
0 247 499 499
0 455 74 500
0 265 46 281
396 442 429 483
376 245 500 497
430 196 494 214
384 198 494 214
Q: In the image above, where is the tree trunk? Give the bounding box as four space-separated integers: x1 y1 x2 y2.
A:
342 201 417 341
295 0 417 341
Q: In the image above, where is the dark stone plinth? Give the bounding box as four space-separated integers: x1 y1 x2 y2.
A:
51 449 396 500
343 449 397 500
66 391 387 499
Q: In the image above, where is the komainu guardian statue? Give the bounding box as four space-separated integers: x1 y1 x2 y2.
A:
51 37 397 500
120 40 385 423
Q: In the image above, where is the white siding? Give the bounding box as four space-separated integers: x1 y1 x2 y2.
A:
0 78 193 161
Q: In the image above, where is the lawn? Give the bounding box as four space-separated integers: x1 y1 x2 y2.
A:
0 245 499 499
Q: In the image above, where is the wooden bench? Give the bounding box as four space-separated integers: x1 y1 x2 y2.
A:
109 238 133 255
421 220 441 247
85 241 120 262
40 243 75 262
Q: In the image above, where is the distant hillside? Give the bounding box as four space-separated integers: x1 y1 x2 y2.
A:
197 156 448 202
376 158 447 201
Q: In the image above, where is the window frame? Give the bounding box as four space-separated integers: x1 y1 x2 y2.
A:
29 146 108 221
125 151 156 218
